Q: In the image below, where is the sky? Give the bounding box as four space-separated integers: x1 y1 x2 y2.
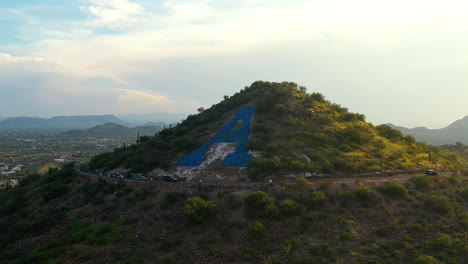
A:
1 0 468 128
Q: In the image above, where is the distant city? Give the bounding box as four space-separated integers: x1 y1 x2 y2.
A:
0 113 188 188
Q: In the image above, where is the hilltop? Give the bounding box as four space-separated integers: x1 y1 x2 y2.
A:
389 116 468 146
90 81 468 179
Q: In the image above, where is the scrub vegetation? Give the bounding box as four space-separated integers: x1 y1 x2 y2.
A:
0 165 467 264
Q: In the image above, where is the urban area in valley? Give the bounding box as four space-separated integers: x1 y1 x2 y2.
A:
0 129 130 188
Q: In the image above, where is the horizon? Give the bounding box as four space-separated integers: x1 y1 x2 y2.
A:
0 108 467 130
2 1 468 128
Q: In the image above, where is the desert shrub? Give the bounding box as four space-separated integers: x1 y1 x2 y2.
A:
308 242 337 263
161 191 186 209
265 204 280 219
248 221 267 239
337 190 355 207
266 143 280 152
279 199 301 216
459 188 468 202
248 137 264 151
41 181 73 202
283 237 301 256
56 219 125 247
414 255 442 264
289 160 306 172
376 124 404 140
39 165 78 202
295 177 309 188
307 191 326 208
460 212 468 226
183 197 218 224
424 195 453 215
247 156 282 180
80 180 114 205
0 196 25 215
433 233 454 249
378 182 410 199
243 191 275 217
354 186 377 207
411 176 434 192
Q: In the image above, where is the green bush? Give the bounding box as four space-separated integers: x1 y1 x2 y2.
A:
459 188 468 202
307 191 326 208
433 233 454 249
411 176 434 192
308 242 337 263
354 186 377 207
279 199 301 216
247 156 282 180
183 197 218 224
414 255 441 264
424 195 453 215
295 177 309 188
265 204 280 219
378 182 410 199
376 124 404 140
243 191 275 217
248 221 267 239
460 212 468 226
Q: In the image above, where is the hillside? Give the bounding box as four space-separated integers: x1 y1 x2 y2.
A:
389 116 468 146
90 81 468 177
0 115 129 129
0 164 467 264
62 123 163 139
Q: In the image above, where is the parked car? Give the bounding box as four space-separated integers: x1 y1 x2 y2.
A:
425 170 439 176
162 175 178 182
111 173 125 179
133 175 149 181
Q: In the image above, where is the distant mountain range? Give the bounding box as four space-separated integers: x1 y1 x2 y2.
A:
389 115 468 145
62 122 163 139
0 115 129 129
116 113 189 126
0 113 189 129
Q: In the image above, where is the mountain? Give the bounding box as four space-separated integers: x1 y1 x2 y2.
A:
143 121 165 127
389 116 468 145
62 122 163 139
90 81 467 177
116 113 189 126
0 115 129 129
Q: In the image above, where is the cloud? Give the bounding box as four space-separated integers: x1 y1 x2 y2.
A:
2 0 468 127
0 52 201 117
113 88 198 114
81 0 144 29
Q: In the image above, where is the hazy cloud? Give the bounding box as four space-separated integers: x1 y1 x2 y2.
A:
1 0 468 127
